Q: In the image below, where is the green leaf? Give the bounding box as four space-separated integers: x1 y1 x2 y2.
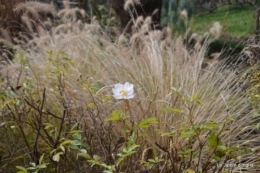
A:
72 132 82 140
192 93 198 100
39 154 44 164
182 98 192 103
70 144 80 150
204 121 218 129
207 134 222 146
128 144 140 152
171 86 182 92
60 140 72 146
44 123 53 130
88 159 102 165
214 156 221 161
91 83 100 90
79 149 87 153
78 153 91 159
138 117 159 128
16 166 28 172
103 170 113 173
162 107 183 113
93 154 101 161
53 152 63 162
29 162 36 167
184 149 193 153
70 122 79 131
70 140 81 146
60 145 65 152
183 168 195 173
106 110 122 121
215 149 225 158
37 164 47 169
196 99 203 105
123 151 136 157
102 95 112 101
69 130 83 134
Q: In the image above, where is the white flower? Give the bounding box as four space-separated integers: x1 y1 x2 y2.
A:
112 82 135 99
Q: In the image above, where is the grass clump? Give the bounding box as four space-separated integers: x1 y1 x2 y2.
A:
0 1 259 173
191 5 256 40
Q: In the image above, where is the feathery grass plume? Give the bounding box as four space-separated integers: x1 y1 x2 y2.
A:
180 9 188 20
57 7 84 22
0 28 12 43
21 14 34 33
124 0 134 11
209 22 222 39
130 32 141 44
43 18 53 30
63 0 70 9
13 1 56 15
134 16 144 29
53 24 69 35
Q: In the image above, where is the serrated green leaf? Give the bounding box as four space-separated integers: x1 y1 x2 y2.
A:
162 107 183 113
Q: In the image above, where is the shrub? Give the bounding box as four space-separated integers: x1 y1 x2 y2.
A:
0 1 259 173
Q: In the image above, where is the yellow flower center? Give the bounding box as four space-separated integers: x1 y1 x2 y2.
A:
120 90 128 96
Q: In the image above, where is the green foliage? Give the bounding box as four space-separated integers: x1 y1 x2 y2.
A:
191 5 255 40
16 154 47 173
243 66 260 129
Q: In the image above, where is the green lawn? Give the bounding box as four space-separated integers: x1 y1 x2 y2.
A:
191 5 257 41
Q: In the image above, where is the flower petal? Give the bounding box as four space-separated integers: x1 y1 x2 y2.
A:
125 94 135 99
127 87 134 93
113 94 123 99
